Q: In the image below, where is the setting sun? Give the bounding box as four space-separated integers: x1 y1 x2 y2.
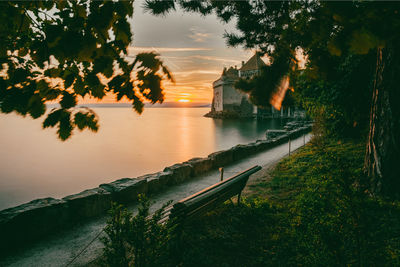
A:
178 99 190 103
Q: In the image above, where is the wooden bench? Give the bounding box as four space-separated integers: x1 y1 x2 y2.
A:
160 165 261 224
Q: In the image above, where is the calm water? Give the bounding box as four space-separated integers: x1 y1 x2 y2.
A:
0 107 286 210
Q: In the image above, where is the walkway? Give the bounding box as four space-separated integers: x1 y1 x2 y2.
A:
1 134 311 266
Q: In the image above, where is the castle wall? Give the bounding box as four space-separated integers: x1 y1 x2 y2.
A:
212 79 224 112
222 83 242 107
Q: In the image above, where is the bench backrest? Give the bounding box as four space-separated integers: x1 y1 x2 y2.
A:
168 165 261 223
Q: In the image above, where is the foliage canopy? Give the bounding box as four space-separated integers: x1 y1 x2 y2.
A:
0 1 172 140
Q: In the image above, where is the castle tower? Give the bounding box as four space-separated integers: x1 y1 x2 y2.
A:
210 53 266 115
212 67 239 112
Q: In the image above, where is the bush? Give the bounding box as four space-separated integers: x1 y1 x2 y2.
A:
101 196 172 267
269 139 400 266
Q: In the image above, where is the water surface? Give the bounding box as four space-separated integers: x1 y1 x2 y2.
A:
0 107 286 210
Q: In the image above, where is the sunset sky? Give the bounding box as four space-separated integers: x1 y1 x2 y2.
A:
124 1 254 104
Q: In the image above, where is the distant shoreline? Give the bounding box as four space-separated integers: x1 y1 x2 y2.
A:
45 103 211 109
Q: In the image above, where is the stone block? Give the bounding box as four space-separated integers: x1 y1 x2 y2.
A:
274 133 290 144
100 178 148 204
208 149 234 168
266 129 287 140
231 144 254 161
252 141 266 152
146 176 161 194
184 157 213 176
62 187 112 221
163 163 193 185
157 171 174 187
256 140 274 150
0 198 69 252
246 142 259 153
137 172 171 194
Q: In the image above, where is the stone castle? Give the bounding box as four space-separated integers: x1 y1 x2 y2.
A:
210 53 265 117
207 53 300 119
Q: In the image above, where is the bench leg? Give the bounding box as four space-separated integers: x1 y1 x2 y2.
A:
237 191 242 205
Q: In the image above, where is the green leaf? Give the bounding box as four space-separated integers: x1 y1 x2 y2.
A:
93 56 114 77
132 95 144 114
91 84 106 99
11 68 29 83
45 24 63 47
134 52 161 71
113 20 132 45
74 110 99 132
64 73 75 89
43 109 63 128
73 76 87 96
86 73 106 99
36 79 49 93
58 110 73 141
108 75 124 91
60 91 77 109
28 94 46 119
44 68 62 78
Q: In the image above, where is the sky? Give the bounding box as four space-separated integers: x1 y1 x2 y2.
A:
122 0 254 104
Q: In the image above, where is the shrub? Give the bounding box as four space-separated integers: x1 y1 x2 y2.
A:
101 196 172 267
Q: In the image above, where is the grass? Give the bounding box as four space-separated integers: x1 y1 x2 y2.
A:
174 138 400 266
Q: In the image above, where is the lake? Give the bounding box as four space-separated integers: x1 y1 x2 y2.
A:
0 107 287 210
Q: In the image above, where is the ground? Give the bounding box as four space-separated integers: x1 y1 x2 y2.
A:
174 138 400 267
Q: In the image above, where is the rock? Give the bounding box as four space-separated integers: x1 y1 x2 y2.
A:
274 133 290 145
256 140 273 150
163 163 193 185
231 144 255 161
184 157 213 176
138 171 173 194
266 129 287 140
248 142 264 154
157 171 174 186
0 198 68 252
62 187 112 221
99 178 148 204
146 175 161 194
208 149 234 168
251 141 266 152
284 121 303 131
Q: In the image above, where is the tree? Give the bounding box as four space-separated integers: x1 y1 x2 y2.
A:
0 0 173 140
145 0 400 198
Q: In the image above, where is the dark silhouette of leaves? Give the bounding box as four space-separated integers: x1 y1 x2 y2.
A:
0 0 173 140
58 110 73 141
43 109 64 128
60 92 77 109
27 95 46 119
74 110 99 132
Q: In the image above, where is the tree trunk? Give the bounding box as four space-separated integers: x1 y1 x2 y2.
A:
365 42 400 198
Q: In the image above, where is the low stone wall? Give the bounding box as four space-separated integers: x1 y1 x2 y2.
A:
0 124 311 254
